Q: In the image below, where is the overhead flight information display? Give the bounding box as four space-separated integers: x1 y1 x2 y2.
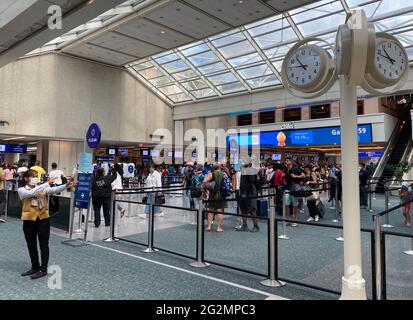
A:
228 124 372 148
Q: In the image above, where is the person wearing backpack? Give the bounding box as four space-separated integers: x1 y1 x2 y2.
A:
190 164 205 209
203 163 227 233
400 181 412 227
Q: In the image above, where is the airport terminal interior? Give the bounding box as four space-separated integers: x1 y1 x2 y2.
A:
1 0 413 302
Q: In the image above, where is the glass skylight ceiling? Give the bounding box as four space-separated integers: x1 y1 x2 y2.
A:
127 0 413 105
28 0 147 55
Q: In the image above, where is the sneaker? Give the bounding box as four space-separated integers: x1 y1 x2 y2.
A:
155 212 164 217
30 270 48 280
250 226 260 233
306 217 315 222
138 214 148 219
234 225 243 230
21 269 39 277
407 223 411 227
236 226 249 232
315 215 319 222
291 223 298 227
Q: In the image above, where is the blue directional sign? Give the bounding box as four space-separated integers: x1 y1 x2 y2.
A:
75 173 93 209
86 123 101 149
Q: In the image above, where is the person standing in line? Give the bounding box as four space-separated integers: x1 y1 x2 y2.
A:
203 163 227 233
232 164 242 228
304 165 320 222
273 163 286 216
400 181 412 227
237 162 260 232
18 170 76 280
4 164 16 191
139 165 163 219
111 163 126 219
359 163 370 209
190 164 205 210
30 161 46 183
284 157 305 227
0 165 5 215
91 167 118 227
185 162 195 209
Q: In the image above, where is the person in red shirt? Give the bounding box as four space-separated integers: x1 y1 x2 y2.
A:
273 163 286 216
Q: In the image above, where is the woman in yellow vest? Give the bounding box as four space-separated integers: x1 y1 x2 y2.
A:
18 170 76 280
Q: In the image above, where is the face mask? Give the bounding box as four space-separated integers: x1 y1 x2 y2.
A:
29 177 39 186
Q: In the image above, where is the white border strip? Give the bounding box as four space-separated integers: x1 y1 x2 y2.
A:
90 243 288 300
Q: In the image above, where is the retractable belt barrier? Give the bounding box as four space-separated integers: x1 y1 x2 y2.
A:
103 179 413 300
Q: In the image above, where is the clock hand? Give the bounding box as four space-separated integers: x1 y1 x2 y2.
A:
382 48 395 65
378 53 396 64
296 57 307 71
288 65 308 69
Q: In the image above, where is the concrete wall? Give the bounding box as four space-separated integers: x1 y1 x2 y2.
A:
0 53 173 143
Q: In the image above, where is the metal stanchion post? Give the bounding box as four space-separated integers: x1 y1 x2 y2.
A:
368 181 373 212
382 183 394 228
332 180 340 223
278 191 290 240
83 191 92 242
68 192 75 241
404 204 413 256
104 191 117 242
142 192 158 253
373 214 383 300
261 195 286 288
329 179 336 210
73 208 83 233
128 192 132 217
1 189 9 223
190 202 209 268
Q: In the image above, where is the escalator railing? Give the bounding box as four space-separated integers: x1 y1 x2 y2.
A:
372 119 403 181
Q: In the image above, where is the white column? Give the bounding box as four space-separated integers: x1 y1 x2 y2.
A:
339 76 367 300
196 117 206 165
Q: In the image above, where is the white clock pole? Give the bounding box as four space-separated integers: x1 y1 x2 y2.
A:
339 76 367 300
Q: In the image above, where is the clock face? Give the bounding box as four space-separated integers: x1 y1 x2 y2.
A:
286 47 322 87
374 39 407 81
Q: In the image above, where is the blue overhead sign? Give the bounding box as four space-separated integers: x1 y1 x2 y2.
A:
228 124 373 148
0 144 27 153
86 123 101 149
75 173 92 209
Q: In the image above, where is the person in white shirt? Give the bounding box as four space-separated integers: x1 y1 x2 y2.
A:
48 163 66 214
139 165 163 219
111 164 126 218
49 163 65 186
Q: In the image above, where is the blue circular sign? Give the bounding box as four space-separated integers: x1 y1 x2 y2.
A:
86 123 101 149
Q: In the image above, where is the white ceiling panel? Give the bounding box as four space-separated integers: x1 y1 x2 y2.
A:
68 43 136 65
143 0 230 39
116 18 195 49
182 0 275 26
90 32 161 58
265 0 321 12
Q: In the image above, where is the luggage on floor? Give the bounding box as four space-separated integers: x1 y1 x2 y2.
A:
316 200 326 218
257 199 269 217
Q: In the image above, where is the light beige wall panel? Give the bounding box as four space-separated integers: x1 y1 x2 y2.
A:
55 55 93 139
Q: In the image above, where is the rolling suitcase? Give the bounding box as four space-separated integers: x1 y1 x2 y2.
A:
257 199 269 217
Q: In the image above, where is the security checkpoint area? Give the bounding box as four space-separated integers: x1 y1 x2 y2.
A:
0 0 413 310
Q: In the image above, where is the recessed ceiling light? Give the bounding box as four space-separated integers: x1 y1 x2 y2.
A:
161 30 166 34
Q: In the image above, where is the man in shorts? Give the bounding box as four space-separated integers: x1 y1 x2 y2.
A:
284 157 305 227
